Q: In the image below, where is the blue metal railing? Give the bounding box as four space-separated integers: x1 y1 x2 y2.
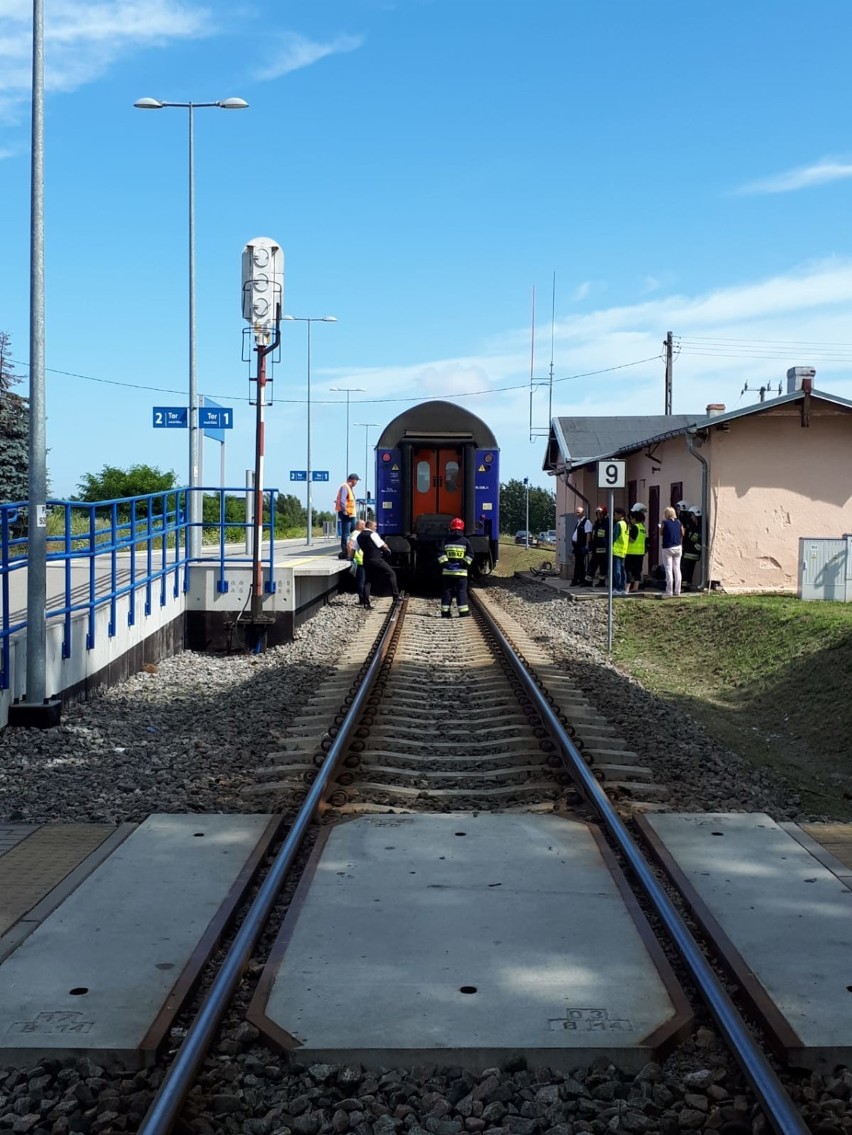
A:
0 487 282 690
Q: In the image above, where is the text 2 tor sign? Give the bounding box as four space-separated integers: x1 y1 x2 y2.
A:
153 407 188 428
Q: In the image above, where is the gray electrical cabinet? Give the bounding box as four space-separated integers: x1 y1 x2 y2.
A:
798 536 852 601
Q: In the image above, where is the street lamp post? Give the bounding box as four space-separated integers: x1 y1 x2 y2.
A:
133 96 248 558
355 423 378 519
283 315 337 546
329 386 365 477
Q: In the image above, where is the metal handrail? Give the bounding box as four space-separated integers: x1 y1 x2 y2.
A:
0 488 289 689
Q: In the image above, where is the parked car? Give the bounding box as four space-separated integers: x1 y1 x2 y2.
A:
514 530 539 546
539 530 557 544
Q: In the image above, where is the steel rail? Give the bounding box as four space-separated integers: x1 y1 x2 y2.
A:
138 602 404 1134
472 593 810 1135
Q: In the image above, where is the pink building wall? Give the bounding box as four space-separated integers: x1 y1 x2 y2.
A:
552 401 852 592
704 404 852 591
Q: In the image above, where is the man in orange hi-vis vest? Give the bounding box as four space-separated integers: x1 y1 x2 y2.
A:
335 473 360 558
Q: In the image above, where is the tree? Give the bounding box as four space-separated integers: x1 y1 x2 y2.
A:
0 331 29 504
275 494 306 530
499 479 556 535
75 464 177 502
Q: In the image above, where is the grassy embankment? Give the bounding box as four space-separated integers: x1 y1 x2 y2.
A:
613 594 852 818
492 539 852 818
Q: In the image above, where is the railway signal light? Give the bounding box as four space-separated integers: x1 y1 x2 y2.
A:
242 237 283 343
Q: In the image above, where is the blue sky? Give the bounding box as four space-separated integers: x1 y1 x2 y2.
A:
4 1 852 507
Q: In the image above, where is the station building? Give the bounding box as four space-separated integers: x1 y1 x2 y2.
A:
543 369 852 593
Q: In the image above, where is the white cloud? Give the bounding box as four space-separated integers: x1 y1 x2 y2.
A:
0 0 213 108
735 158 852 195
254 31 364 81
323 258 852 461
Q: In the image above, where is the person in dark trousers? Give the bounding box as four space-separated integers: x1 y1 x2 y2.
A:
437 517 474 617
682 506 702 590
626 504 647 592
356 520 400 609
611 507 629 595
570 506 593 585
347 518 367 604
587 506 610 586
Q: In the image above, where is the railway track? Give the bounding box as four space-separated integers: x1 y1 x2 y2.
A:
130 591 808 1134
250 592 665 816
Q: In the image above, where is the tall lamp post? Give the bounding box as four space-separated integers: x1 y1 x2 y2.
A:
329 386 365 477
283 315 337 546
133 96 248 558
355 423 378 519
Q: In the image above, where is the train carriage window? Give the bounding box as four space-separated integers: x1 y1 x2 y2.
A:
444 460 459 492
416 460 431 494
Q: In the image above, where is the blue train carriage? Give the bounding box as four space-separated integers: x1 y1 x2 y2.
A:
374 400 500 577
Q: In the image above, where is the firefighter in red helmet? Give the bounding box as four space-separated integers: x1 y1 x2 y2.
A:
437 517 474 618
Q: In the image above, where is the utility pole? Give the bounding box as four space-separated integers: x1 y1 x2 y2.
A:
664 331 673 415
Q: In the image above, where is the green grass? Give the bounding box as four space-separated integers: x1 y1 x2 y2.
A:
612 594 852 817
493 537 558 577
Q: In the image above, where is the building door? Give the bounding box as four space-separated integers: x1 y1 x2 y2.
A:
412 447 463 523
648 485 660 568
670 481 683 510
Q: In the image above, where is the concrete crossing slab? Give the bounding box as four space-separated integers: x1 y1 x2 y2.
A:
0 813 279 1069
638 812 852 1071
249 813 692 1071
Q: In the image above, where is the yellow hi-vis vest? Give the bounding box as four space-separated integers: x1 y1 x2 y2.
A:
612 518 629 558
627 521 646 556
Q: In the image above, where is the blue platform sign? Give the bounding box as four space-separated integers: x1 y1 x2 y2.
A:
153 407 188 428
290 470 307 481
312 471 329 482
199 399 233 441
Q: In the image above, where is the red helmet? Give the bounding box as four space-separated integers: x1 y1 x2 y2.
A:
450 517 465 531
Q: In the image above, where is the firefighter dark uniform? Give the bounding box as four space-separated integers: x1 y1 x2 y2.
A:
587 508 611 586
682 508 702 589
438 520 474 618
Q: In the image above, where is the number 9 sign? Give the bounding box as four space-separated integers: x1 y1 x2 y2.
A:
597 460 625 488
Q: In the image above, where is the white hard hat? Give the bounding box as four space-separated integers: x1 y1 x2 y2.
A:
689 505 702 515
676 500 688 510
629 503 646 513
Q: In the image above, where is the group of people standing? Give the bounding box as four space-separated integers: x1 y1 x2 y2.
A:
337 474 473 617
336 474 401 609
571 500 702 598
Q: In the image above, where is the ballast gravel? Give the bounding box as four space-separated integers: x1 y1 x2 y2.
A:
0 584 844 1135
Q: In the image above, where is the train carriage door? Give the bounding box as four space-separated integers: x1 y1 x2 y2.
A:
437 448 462 516
412 448 438 524
411 447 463 523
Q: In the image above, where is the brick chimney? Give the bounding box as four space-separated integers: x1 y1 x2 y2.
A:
787 366 815 394
705 403 726 417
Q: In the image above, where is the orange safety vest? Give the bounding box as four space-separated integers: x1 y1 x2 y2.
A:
335 482 356 517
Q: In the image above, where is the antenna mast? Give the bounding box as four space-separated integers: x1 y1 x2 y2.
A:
529 271 556 442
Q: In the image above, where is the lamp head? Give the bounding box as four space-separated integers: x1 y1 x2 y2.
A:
134 98 164 109
217 98 249 109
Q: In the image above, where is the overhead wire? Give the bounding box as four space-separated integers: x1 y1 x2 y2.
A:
10 353 664 407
